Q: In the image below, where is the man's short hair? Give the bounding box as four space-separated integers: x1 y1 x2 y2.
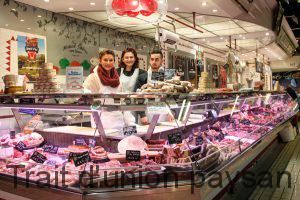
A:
150 49 163 58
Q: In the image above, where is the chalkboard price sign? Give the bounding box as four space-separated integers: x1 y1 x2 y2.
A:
72 151 91 167
126 150 141 161
30 151 47 164
43 144 59 154
168 132 182 144
15 141 27 152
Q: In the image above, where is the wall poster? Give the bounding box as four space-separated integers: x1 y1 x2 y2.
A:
0 28 47 83
17 35 46 81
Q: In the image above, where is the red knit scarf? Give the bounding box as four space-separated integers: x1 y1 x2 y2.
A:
97 65 120 88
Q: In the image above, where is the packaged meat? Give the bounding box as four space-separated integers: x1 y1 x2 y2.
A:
1 132 44 149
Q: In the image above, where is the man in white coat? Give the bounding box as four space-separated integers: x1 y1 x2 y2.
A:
147 50 164 83
147 49 174 123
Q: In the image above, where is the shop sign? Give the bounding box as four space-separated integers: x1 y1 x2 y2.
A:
66 67 83 92
276 28 296 56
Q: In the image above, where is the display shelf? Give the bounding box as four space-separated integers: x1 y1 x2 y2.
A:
0 120 293 200
0 91 297 200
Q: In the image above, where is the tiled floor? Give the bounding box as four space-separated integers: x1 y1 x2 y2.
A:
250 127 300 200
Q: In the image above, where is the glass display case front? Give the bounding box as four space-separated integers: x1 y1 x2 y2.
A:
0 92 298 196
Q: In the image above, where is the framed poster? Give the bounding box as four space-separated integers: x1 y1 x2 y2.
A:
0 28 46 82
18 36 46 82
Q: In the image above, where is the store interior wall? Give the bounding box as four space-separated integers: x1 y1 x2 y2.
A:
0 0 156 76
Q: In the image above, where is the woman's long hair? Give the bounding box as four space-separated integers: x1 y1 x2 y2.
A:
119 47 139 70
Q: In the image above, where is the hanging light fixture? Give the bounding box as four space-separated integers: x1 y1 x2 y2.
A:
106 0 168 26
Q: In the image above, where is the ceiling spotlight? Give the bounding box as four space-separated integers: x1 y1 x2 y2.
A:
90 2 95 6
37 15 42 18
234 19 238 22
265 32 269 36
202 2 207 6
5 24 8 27
11 8 16 11
69 7 74 11
243 37 246 39
174 7 179 11
202 39 206 41
44 0 49 2
239 35 242 37
20 19 25 22
212 9 218 13
27 27 31 30
220 37 223 40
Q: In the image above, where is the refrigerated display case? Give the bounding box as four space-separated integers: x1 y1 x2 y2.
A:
0 91 298 200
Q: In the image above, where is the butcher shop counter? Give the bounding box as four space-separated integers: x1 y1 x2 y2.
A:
0 118 295 200
0 92 298 200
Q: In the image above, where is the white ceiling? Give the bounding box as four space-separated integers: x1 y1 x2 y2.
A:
15 0 280 60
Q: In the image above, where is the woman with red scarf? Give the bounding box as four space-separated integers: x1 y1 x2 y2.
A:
83 49 135 130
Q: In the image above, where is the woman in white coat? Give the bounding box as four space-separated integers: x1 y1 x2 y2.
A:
83 49 135 130
117 48 148 125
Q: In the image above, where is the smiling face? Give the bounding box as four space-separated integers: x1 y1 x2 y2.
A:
150 53 163 72
100 54 115 71
122 52 136 68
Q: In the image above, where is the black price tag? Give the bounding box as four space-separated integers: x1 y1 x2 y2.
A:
43 144 59 154
68 152 80 162
19 98 35 104
30 151 47 164
74 138 87 146
71 151 91 167
126 150 141 161
93 157 110 164
15 141 26 152
123 126 137 137
168 132 182 144
89 138 96 148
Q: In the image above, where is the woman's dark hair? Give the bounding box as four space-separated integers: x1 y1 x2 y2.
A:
99 49 115 60
119 47 139 69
